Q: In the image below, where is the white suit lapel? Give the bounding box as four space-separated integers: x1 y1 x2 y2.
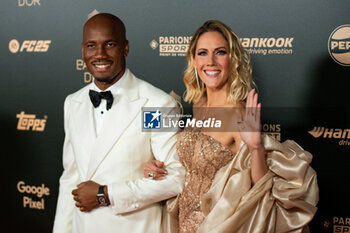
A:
71 84 97 169
86 71 147 179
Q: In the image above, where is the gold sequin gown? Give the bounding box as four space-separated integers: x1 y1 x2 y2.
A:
177 131 234 233
164 131 319 233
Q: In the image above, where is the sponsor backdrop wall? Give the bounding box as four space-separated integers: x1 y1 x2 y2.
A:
1 0 349 232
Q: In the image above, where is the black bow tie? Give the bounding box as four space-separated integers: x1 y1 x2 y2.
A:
89 90 114 110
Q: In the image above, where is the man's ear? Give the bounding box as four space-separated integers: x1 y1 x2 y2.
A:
124 40 129 57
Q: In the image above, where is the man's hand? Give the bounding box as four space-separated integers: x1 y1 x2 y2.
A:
72 180 101 212
143 160 168 180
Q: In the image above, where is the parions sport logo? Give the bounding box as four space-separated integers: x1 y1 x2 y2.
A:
328 25 350 66
149 36 192 57
262 123 281 141
9 39 51 53
321 217 350 233
333 216 350 233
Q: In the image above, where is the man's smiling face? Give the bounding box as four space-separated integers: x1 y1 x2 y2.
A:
82 15 129 90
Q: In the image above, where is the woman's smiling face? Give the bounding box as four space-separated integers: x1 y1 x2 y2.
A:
193 31 231 91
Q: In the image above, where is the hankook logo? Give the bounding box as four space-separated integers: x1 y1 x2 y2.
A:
9 39 51 53
328 25 350 66
241 37 294 56
308 126 350 146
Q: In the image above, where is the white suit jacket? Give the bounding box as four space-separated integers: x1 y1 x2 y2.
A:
53 70 185 233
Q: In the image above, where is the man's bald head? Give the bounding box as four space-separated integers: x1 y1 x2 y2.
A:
83 13 126 42
81 13 129 90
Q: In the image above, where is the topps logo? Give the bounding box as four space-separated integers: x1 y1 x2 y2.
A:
9 39 51 53
16 111 47 131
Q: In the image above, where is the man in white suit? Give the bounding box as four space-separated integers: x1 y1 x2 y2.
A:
53 13 184 233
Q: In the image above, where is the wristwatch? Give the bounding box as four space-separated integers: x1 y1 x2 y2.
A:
97 185 109 206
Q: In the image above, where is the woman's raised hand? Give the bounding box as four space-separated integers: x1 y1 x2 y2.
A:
236 89 262 150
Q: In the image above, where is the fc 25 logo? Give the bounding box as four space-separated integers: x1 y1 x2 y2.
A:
9 39 51 53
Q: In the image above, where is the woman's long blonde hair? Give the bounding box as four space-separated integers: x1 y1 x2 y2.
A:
184 20 254 104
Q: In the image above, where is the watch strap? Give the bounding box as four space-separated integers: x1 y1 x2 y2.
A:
98 185 106 195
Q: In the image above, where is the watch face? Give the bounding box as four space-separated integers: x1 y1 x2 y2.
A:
98 196 108 206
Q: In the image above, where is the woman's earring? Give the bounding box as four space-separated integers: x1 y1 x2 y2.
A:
195 68 200 91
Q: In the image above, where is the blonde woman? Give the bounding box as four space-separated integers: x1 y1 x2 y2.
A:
144 20 318 233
